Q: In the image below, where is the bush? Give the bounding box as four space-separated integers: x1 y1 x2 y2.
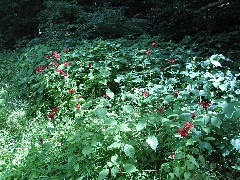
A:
3 36 240 179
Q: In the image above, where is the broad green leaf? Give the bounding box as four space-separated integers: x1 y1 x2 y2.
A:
81 101 92 110
177 113 191 121
108 142 121 150
124 164 138 173
231 166 240 170
211 116 222 128
96 107 107 118
211 60 221 67
82 145 93 156
146 136 158 151
106 89 114 99
200 142 212 151
111 166 119 177
0 99 6 106
187 155 199 168
173 167 180 177
198 155 205 165
184 172 191 180
230 138 240 153
174 152 184 159
204 137 215 141
119 123 132 132
186 138 198 146
123 144 135 158
222 102 235 118
104 118 118 126
136 121 147 131
123 105 133 113
232 111 240 121
97 169 109 180
74 164 79 171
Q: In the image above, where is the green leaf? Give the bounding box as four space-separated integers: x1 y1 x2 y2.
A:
82 145 93 156
232 111 240 121
211 116 222 128
111 166 119 177
123 105 133 113
173 167 180 177
231 166 240 170
123 144 135 158
119 123 132 132
0 99 6 106
108 142 121 150
231 138 240 153
74 164 79 171
200 142 212 152
174 152 184 159
97 169 109 180
96 107 107 118
123 164 138 173
222 102 235 118
146 136 158 151
211 60 221 67
106 89 114 99
136 121 147 131
184 172 191 180
104 118 117 126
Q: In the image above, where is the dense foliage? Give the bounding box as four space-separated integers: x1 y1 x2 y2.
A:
1 36 239 179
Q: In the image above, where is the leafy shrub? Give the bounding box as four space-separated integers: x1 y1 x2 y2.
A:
4 36 240 179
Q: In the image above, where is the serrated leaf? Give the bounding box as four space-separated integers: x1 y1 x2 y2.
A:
123 105 133 113
123 144 135 158
146 136 158 151
222 102 235 118
184 172 191 180
136 121 147 131
106 89 114 99
97 169 109 180
82 145 93 156
124 164 138 173
96 107 107 118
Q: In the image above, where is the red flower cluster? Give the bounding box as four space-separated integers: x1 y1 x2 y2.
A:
191 112 196 120
151 42 157 47
146 50 152 55
64 62 70 66
200 101 211 109
52 107 58 113
169 59 175 63
54 51 60 59
36 66 44 73
88 63 92 68
64 48 69 53
76 103 81 110
157 108 164 114
170 152 175 159
173 90 179 97
103 93 109 98
69 89 75 94
47 106 59 120
46 54 51 59
178 122 194 137
142 91 148 98
52 62 58 67
56 69 67 77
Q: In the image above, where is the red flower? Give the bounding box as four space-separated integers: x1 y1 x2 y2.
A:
46 54 51 59
78 96 83 99
52 62 58 66
169 59 175 63
173 90 179 97
103 93 108 99
76 103 81 110
191 113 196 120
184 122 194 131
200 101 211 109
146 50 152 55
64 48 69 53
142 91 148 98
64 62 70 66
47 113 55 120
157 108 164 114
44 64 50 69
69 89 75 94
160 66 164 71
151 42 157 47
170 152 175 159
53 51 60 59
63 73 68 77
36 66 44 73
88 63 92 68
56 69 64 74
52 107 58 113
178 128 189 137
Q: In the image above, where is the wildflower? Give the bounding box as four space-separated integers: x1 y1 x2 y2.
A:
44 64 50 69
151 42 157 47
52 62 58 66
191 113 196 120
157 108 164 114
200 101 211 109
46 54 51 59
88 63 92 68
69 89 75 94
52 107 58 113
63 73 68 77
78 96 83 99
36 66 44 73
64 62 70 66
103 93 108 98
169 59 175 63
76 103 81 110
173 90 179 97
184 122 194 131
146 50 152 55
178 128 189 137
47 113 55 120
64 48 69 53
170 152 175 159
53 51 60 59
142 91 148 98
56 69 64 74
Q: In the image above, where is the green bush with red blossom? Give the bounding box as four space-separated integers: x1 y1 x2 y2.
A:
3 36 240 179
